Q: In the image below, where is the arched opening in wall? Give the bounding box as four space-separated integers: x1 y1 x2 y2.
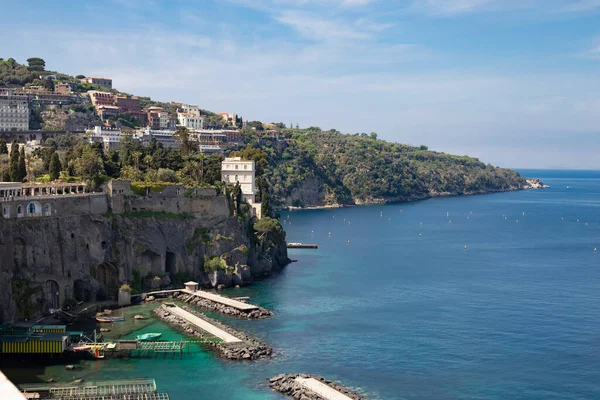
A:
44 204 51 216
26 201 42 217
96 262 118 301
140 250 162 276
45 280 59 309
64 284 72 305
74 279 91 302
165 252 176 279
2 205 10 219
13 237 27 268
16 205 24 218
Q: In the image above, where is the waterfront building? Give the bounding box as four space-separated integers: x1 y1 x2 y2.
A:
87 125 121 150
80 76 112 89
0 93 29 132
221 157 261 218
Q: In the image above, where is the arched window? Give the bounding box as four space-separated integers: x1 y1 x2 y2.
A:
234 175 238 182
235 165 239 170
28 203 36 214
17 205 23 217
44 204 51 216
244 165 247 170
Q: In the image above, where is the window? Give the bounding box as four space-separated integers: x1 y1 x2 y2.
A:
17 205 23 216
235 175 238 182
44 204 51 216
244 165 247 170
28 203 36 214
235 165 238 170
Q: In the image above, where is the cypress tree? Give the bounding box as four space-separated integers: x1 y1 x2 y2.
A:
0 139 8 155
18 146 26 182
1 169 10 182
49 152 61 181
9 141 20 182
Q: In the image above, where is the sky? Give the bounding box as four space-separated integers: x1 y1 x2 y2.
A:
1 0 599 169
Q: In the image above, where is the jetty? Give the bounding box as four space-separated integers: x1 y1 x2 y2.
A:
295 377 354 400
161 304 241 343
287 243 318 249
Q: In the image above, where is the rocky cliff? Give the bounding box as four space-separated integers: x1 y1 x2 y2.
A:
0 187 288 323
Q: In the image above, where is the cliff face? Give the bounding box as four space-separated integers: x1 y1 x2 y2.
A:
0 187 288 323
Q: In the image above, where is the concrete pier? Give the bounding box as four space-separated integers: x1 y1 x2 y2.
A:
295 378 354 400
287 243 318 249
163 304 242 343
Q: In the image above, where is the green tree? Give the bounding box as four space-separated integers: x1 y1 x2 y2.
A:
370 132 378 140
0 139 7 154
49 152 61 181
26 57 45 72
75 148 105 188
174 127 196 157
9 141 19 181
18 146 27 182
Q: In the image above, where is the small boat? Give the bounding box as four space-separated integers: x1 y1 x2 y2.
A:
134 315 146 320
96 316 125 323
136 333 162 342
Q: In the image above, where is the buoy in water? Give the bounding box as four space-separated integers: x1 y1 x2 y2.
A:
595 247 597 252
516 220 519 223
420 222 423 226
464 245 467 250
523 212 525 216
419 233 422 236
328 232 331 236
347 240 350 245
311 230 314 234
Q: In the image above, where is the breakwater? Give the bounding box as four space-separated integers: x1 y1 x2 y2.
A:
153 305 271 360
269 374 365 400
175 292 273 319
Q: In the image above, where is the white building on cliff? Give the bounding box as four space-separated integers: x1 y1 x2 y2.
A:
221 157 261 218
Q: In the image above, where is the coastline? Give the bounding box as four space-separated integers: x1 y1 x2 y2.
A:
277 178 549 212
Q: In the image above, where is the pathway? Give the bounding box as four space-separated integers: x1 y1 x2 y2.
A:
294 378 354 400
165 305 241 343
182 288 259 311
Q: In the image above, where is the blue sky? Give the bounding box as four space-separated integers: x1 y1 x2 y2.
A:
2 0 600 168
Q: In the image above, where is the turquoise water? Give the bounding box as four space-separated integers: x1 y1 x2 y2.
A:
6 169 600 399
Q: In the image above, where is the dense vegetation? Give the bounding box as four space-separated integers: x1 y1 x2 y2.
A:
238 128 526 207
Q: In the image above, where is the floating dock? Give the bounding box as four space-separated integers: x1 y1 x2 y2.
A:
287 243 318 249
295 378 354 400
20 378 170 400
163 304 242 343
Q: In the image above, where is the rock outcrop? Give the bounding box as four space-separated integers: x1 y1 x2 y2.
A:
0 185 288 322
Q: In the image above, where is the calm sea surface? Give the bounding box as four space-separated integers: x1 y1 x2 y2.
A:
5 169 600 399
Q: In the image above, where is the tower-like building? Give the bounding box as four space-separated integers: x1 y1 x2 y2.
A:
221 157 261 218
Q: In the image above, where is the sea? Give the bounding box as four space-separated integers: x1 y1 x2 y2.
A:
3 169 600 399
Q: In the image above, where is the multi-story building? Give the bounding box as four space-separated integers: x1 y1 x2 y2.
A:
223 129 241 143
134 127 178 149
195 132 227 145
147 106 170 130
0 94 29 132
54 82 78 95
88 91 115 107
115 95 142 114
218 112 237 126
80 77 112 89
181 104 200 116
97 105 119 120
221 157 260 218
177 112 205 130
87 125 121 151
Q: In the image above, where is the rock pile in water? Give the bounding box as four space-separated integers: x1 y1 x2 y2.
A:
175 293 273 319
153 306 272 361
268 374 366 400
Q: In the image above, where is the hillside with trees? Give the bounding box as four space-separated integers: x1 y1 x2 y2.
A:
236 128 527 207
